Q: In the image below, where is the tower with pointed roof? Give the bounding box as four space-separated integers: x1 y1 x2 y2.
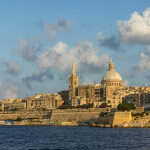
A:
69 59 78 104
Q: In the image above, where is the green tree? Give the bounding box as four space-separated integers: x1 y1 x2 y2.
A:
117 102 136 111
15 117 22 121
99 103 107 108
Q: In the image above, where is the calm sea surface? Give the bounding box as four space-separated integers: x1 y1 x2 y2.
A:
0 126 150 150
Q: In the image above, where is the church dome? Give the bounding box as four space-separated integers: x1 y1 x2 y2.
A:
101 59 122 86
102 70 122 81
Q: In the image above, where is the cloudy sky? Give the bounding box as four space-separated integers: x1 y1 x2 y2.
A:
0 0 149 99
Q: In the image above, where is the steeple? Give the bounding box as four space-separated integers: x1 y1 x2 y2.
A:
71 59 76 76
109 58 115 71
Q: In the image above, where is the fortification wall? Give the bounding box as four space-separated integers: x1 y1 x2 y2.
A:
0 108 110 122
50 108 110 123
133 107 144 113
112 112 132 126
0 110 51 120
98 112 132 126
98 114 114 125
50 112 99 122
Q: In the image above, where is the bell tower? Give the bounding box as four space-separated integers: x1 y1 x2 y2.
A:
69 59 78 102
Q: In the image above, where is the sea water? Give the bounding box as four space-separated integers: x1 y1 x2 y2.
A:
0 126 150 150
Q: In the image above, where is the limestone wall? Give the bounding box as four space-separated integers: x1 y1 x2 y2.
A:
0 110 51 120
133 107 144 113
50 108 110 123
112 112 132 126
98 112 132 126
98 114 114 125
50 112 99 122
0 108 110 122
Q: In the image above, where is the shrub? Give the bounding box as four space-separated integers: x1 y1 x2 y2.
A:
76 103 94 109
58 103 94 109
99 112 108 117
42 108 46 111
140 113 144 117
117 102 136 111
99 103 107 108
12 108 18 111
14 117 22 121
146 112 149 116
57 105 70 109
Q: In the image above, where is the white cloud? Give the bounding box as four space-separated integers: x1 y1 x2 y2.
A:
82 77 92 85
0 81 18 99
123 80 130 87
5 61 20 75
97 32 122 52
143 83 149 87
117 8 150 44
37 40 110 74
40 17 74 42
23 40 110 88
125 46 150 78
11 38 43 61
138 47 150 71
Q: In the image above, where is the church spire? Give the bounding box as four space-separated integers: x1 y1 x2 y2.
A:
72 59 76 76
109 58 115 71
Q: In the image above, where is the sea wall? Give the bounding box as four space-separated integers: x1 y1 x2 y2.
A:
50 108 110 123
112 112 132 126
98 112 132 126
98 114 114 125
0 108 110 123
0 110 51 120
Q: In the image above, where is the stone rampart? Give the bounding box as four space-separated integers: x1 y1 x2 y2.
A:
50 108 110 123
98 114 114 125
0 108 110 122
112 112 132 126
98 112 132 126
0 110 51 120
133 107 144 113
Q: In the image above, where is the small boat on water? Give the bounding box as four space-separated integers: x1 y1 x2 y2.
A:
0 121 14 125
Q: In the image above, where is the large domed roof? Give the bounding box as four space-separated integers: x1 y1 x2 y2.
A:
102 70 122 81
102 58 122 82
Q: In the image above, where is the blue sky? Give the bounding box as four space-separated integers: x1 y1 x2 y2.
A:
0 0 149 99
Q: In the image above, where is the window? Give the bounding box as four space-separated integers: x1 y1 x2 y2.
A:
108 100 111 103
75 81 76 85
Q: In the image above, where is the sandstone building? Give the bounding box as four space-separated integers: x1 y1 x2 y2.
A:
0 93 64 111
60 59 150 109
26 93 63 110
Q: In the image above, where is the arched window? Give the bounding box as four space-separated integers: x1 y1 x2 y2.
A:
75 81 76 85
108 100 111 103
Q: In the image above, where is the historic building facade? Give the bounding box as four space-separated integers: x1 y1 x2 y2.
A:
0 93 64 111
26 93 64 110
66 59 150 108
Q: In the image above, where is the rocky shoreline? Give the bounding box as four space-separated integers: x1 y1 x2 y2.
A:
91 116 150 128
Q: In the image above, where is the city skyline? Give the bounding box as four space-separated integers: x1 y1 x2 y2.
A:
0 0 149 99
